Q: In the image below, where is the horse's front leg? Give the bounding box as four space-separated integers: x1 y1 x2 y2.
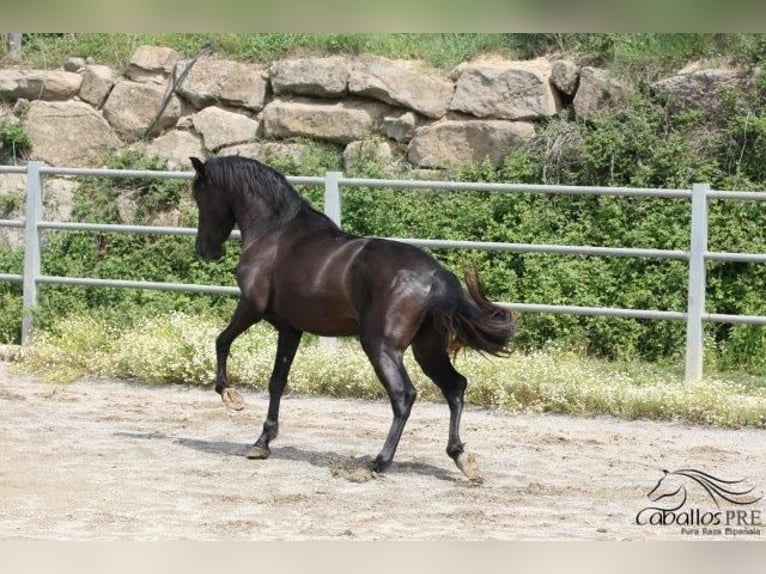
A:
246 326 303 459
215 297 260 411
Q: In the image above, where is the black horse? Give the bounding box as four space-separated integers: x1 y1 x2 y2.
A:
189 155 514 478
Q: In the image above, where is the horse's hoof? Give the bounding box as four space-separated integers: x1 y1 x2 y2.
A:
455 452 483 483
245 444 271 459
370 456 390 474
221 388 245 411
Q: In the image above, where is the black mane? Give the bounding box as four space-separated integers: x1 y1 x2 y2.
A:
205 155 307 220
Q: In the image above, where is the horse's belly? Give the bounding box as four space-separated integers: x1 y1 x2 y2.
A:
273 293 359 337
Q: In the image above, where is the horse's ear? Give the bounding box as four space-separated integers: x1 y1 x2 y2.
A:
190 157 206 177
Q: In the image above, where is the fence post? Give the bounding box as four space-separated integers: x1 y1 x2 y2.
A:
685 183 708 382
320 171 343 349
323 171 342 227
21 161 44 344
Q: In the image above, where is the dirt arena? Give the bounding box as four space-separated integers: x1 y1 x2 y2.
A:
1 359 764 541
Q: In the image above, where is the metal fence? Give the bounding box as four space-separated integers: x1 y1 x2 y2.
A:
2 161 766 381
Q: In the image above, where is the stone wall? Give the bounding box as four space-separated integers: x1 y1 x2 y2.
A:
0 45 758 247
0 45 643 175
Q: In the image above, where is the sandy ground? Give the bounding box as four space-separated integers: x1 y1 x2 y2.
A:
1 359 764 541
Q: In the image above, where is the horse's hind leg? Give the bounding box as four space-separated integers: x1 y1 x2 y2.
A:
246 326 303 460
216 297 261 410
361 338 417 473
412 324 481 481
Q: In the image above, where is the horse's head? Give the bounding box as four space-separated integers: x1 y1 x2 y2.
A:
647 469 685 503
190 157 236 262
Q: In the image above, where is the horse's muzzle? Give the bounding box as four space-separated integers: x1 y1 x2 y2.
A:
196 240 226 263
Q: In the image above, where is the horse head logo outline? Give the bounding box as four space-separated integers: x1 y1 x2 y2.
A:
647 468 762 510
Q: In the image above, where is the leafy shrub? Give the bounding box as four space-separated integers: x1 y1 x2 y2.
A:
0 121 31 163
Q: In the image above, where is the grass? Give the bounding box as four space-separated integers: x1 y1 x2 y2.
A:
13 312 766 429
3 33 520 73
4 33 766 77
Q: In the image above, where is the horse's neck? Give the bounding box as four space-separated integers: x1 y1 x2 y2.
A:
231 190 305 244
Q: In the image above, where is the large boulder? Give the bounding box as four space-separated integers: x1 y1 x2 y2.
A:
551 59 579 95
177 56 268 112
78 64 115 108
573 67 633 119
343 139 394 173
217 141 319 165
381 110 418 143
125 45 181 84
270 56 350 98
141 130 205 170
262 98 389 144
22 100 121 167
450 58 560 120
408 119 535 169
102 80 182 141
0 69 81 101
651 65 756 113
191 107 259 152
349 55 453 119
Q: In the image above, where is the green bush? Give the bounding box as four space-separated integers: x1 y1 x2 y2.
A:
6 36 766 372
0 120 32 163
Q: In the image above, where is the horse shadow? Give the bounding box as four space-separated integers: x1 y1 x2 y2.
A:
172 436 462 483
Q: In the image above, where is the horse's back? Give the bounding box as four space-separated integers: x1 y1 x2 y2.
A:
267 230 448 337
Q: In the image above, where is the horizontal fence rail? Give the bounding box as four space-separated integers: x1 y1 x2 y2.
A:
2 162 766 381
387 237 689 260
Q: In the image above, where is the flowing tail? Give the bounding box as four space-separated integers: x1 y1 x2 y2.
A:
430 268 515 357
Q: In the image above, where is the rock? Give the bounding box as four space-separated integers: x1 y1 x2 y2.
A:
0 174 25 248
1 102 17 124
343 139 393 173
23 100 121 167
64 57 87 72
0 69 82 101
177 56 268 112
408 119 535 169
349 55 453 119
12 99 30 117
44 177 76 221
270 56 349 98
217 141 315 165
651 66 756 113
573 67 633 119
175 115 195 130
116 191 138 223
551 59 579 95
262 97 388 144
102 80 182 141
381 111 418 143
142 130 205 170
450 58 560 120
191 107 260 152
79 64 115 108
125 45 180 84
